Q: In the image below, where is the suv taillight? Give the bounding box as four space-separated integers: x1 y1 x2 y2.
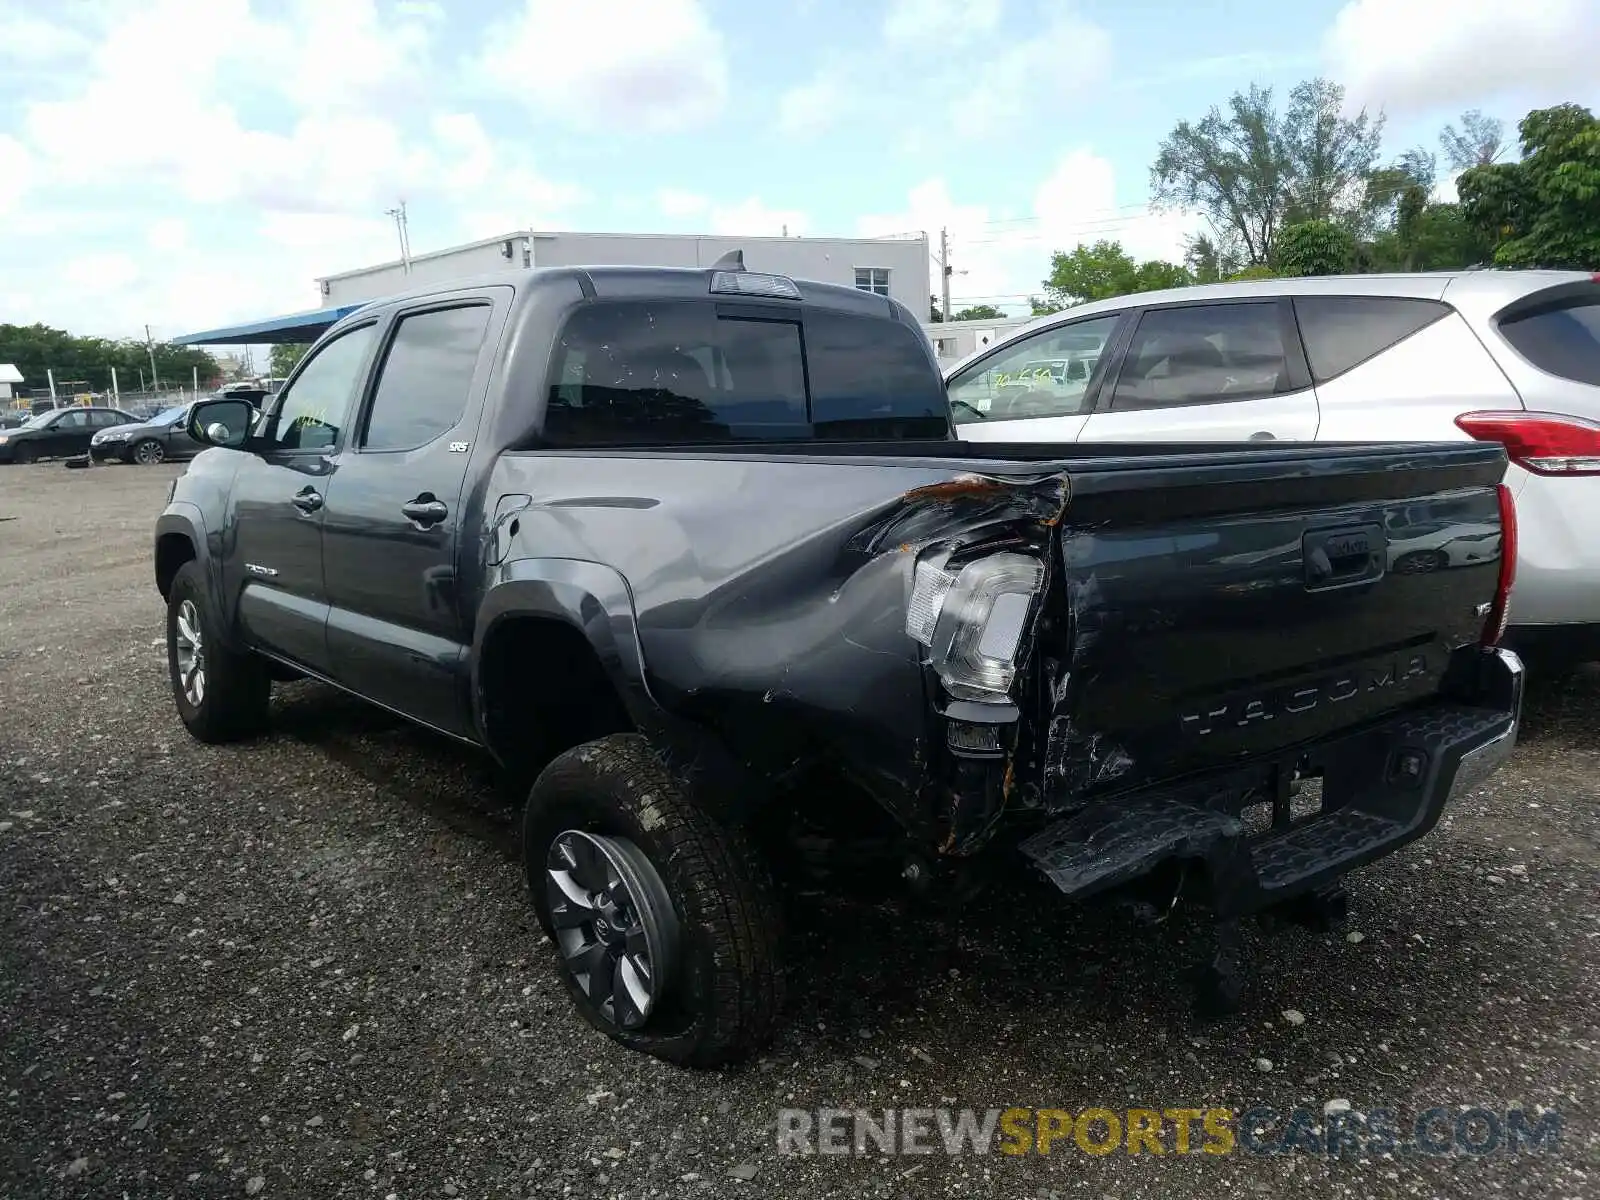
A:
1455 410 1600 476
1482 483 1517 648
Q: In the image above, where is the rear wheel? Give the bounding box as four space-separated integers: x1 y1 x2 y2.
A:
523 734 785 1067
132 438 166 465
166 560 271 742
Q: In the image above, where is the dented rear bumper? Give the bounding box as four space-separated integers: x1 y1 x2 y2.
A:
1015 648 1524 916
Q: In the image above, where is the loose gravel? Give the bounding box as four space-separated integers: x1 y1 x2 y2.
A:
2 461 1597 1199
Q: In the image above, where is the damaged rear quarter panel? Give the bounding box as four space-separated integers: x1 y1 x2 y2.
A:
485 451 1067 843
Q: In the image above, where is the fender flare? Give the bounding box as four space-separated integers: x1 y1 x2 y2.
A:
472 558 659 738
154 504 213 599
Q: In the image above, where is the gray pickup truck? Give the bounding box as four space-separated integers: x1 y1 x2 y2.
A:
155 257 1523 1066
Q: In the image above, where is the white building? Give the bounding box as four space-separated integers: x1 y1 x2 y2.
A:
924 315 1034 364
0 363 22 401
317 229 931 318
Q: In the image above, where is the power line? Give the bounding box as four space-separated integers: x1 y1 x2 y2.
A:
976 200 1156 229
961 215 1167 247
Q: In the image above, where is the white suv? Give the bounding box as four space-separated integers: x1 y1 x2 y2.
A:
946 271 1600 663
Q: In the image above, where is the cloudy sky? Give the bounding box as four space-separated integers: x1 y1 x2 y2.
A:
0 0 1595 341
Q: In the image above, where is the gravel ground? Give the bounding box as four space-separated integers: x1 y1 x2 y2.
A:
2 461 1597 1200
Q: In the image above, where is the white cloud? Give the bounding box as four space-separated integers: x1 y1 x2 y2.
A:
63 253 141 293
947 10 1113 138
777 74 849 138
707 198 810 237
657 189 711 219
481 0 728 133
1325 0 1600 115
883 0 1003 46
0 135 33 217
859 152 1195 314
0 13 93 61
0 4 583 339
146 219 188 253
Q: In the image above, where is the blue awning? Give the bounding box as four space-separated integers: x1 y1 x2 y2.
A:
171 303 368 345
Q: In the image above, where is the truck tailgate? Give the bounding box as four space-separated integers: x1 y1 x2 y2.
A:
1034 442 1510 806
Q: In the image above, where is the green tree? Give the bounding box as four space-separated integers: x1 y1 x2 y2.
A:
950 304 1006 321
270 344 309 376
1226 264 1278 282
1276 219 1356 275
1151 78 1383 267
1184 233 1241 284
0 323 219 394
1039 239 1193 309
1459 103 1600 269
1028 296 1064 316
1440 109 1508 172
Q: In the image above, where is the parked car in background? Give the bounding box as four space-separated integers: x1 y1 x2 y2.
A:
0 406 142 464
946 270 1600 664
0 410 31 430
91 403 202 465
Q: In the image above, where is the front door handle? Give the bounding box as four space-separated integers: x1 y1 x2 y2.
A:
291 488 323 513
1248 431 1276 441
401 496 449 527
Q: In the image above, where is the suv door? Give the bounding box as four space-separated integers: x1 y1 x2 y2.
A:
320 295 504 737
947 313 1125 443
1077 298 1319 443
226 322 379 673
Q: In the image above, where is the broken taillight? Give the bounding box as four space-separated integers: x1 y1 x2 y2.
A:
1482 482 1517 648
1454 410 1600 476
906 549 1044 701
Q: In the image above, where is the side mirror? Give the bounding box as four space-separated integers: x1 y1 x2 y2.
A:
187 398 257 450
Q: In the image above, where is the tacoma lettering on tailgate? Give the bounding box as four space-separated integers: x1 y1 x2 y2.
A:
1179 654 1430 737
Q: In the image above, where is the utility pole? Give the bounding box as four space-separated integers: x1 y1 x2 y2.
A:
144 324 161 393
385 200 413 274
934 227 952 322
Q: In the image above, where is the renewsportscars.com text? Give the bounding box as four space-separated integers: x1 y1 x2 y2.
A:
776 1106 1562 1158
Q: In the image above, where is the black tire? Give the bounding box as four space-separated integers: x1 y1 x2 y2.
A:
523 733 785 1068
132 438 165 465
12 443 35 465
166 560 271 743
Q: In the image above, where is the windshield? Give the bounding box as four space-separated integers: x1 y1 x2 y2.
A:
21 410 58 429
151 404 190 425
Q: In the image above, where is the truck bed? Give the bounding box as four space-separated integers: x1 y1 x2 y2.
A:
484 438 1508 834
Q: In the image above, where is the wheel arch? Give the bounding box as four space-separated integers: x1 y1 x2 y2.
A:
473 560 660 775
154 507 209 600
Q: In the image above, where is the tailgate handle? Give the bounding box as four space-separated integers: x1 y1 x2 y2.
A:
1303 523 1386 591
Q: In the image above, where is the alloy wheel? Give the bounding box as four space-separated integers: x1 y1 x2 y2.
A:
174 599 206 707
545 829 680 1030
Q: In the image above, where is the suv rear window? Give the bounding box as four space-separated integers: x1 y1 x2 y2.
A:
541 300 948 446
1293 296 1450 384
1498 292 1600 387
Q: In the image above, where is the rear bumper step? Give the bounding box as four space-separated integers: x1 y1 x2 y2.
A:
1019 649 1524 917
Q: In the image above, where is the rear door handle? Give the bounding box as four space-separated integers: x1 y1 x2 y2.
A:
291 488 323 513
401 496 449 527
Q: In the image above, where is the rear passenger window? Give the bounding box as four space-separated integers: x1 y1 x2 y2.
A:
1293 296 1450 384
803 311 947 438
541 300 947 446
1111 303 1287 410
362 305 491 451
1498 294 1600 387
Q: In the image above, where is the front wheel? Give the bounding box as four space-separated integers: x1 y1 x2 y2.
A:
523 734 785 1068
166 560 271 742
12 443 35 465
131 438 166 465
